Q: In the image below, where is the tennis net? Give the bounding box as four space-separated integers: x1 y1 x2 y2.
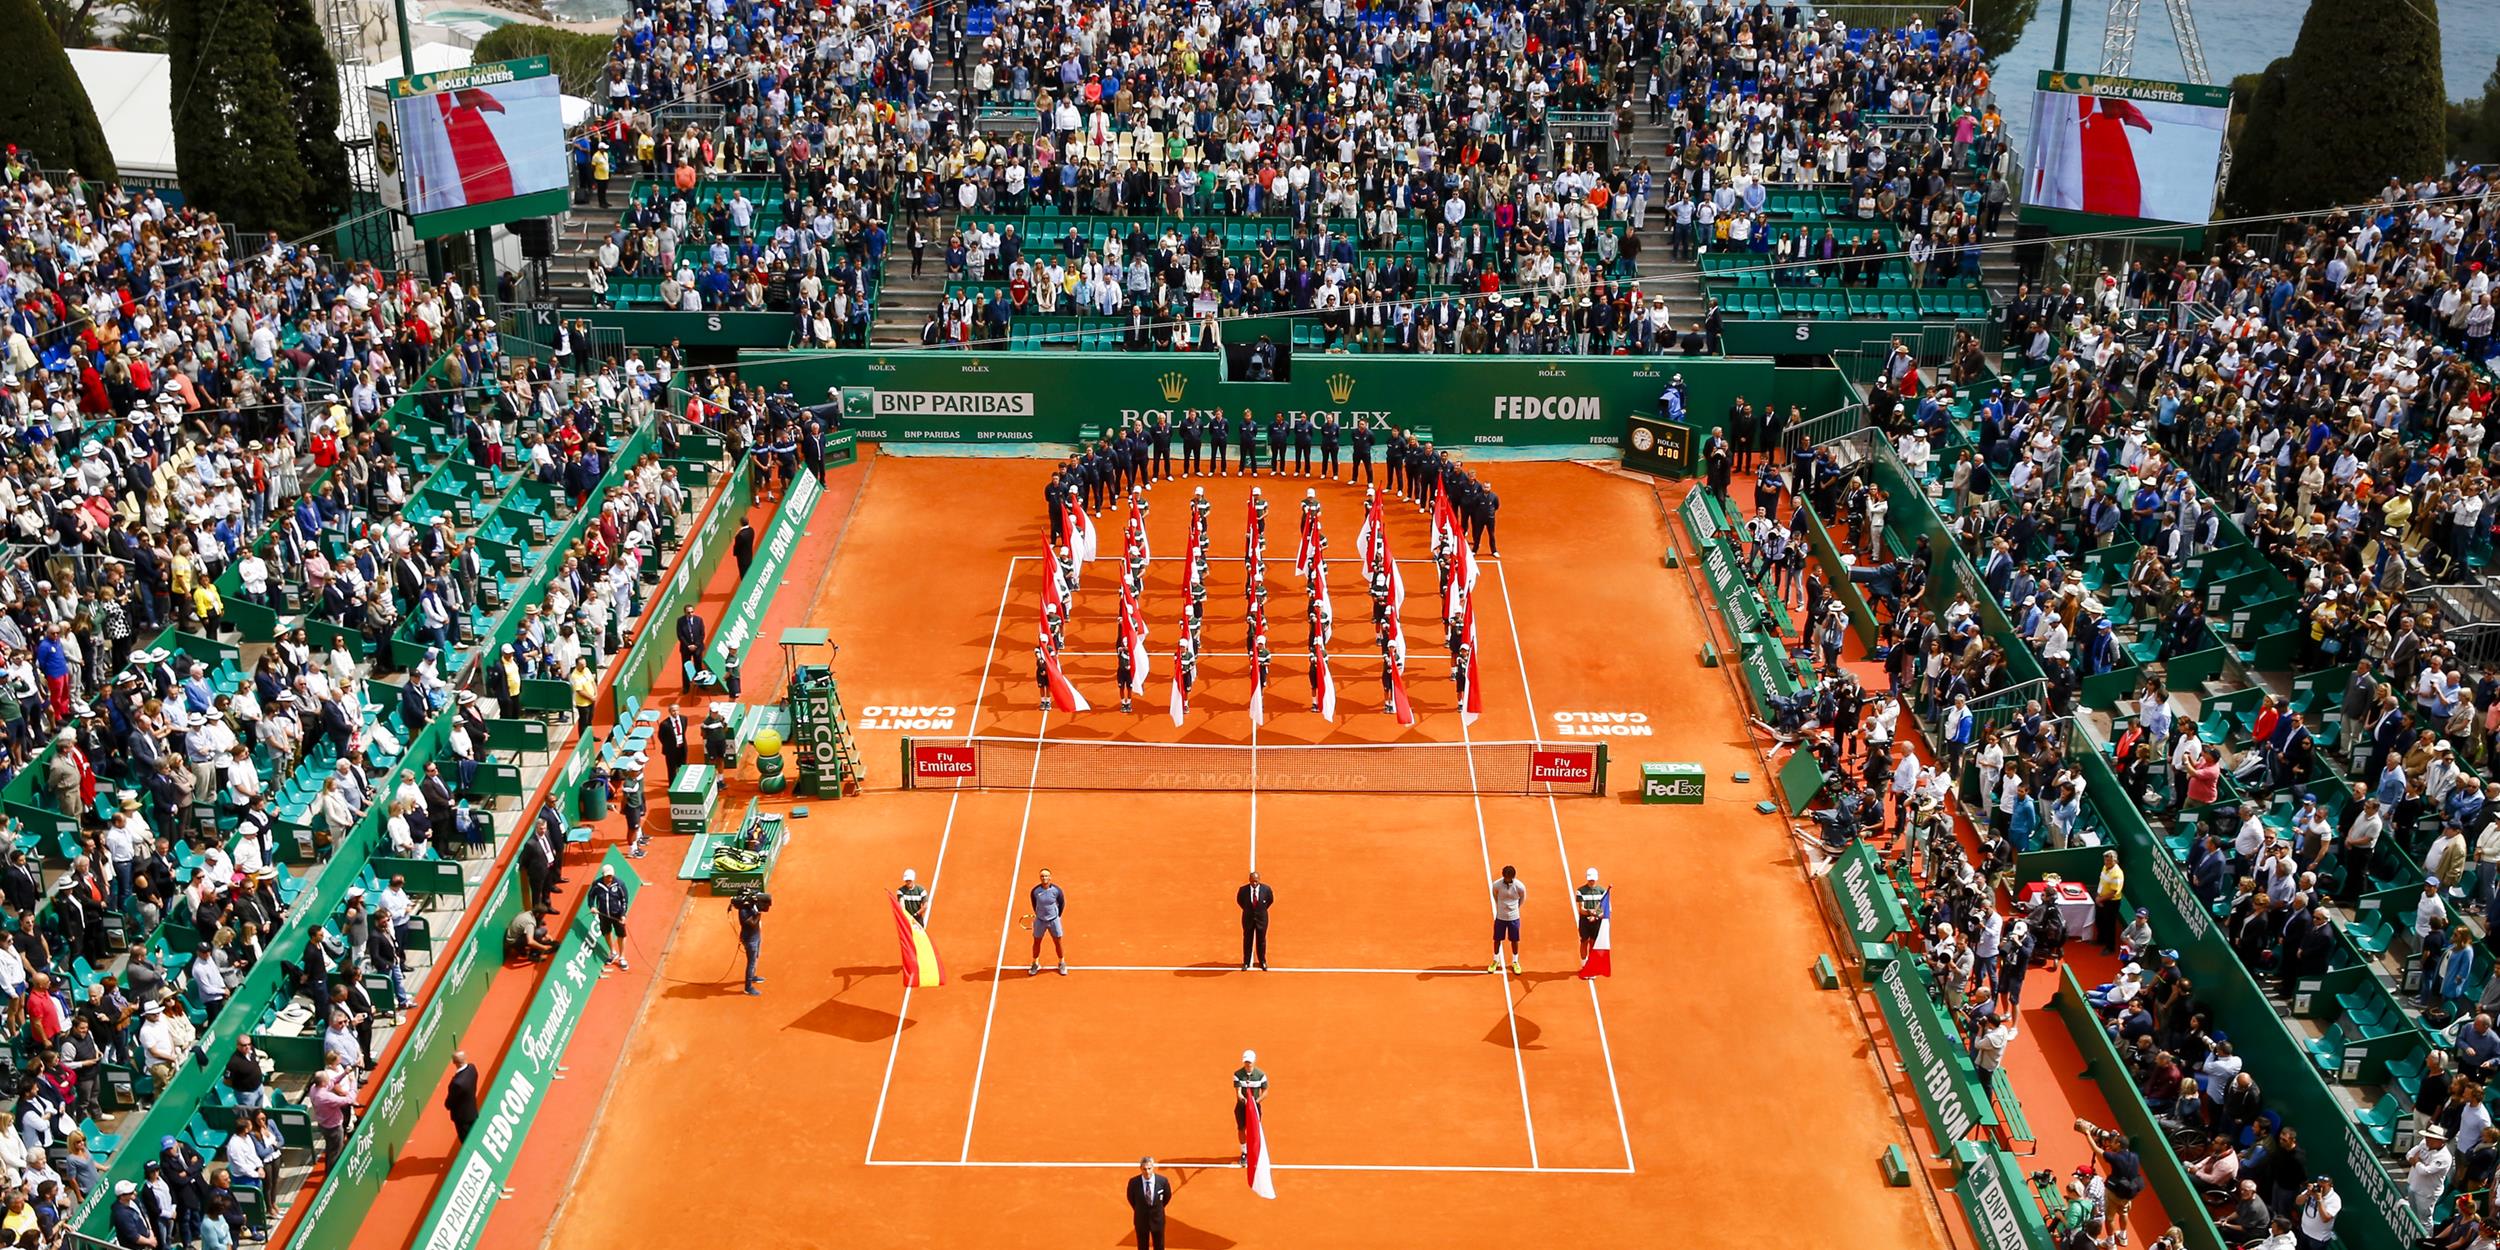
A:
900 737 1608 795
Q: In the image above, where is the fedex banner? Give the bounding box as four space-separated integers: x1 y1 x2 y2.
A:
1529 748 1599 789
909 742 981 785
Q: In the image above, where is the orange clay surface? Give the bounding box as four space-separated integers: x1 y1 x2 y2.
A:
506 456 1957 1250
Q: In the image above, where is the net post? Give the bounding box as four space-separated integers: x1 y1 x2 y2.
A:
900 736 914 790
1592 743 1609 795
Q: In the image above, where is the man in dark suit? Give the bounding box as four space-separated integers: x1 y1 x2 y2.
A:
658 707 691 780
733 517 758 580
676 605 708 675
445 1050 480 1141
1125 1157 1173 1250
1237 870 1274 971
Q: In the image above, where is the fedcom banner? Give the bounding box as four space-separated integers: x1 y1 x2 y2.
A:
731 351 1761 452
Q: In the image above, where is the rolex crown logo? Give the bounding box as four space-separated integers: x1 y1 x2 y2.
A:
1326 373 1356 404
1158 371 1188 403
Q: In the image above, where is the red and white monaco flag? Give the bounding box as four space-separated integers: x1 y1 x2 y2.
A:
1169 657 1188 726
1128 495 1151 562
1316 652 1337 722
1294 522 1316 578
1461 595 1483 727
1042 642 1088 713
1388 656 1415 727
1244 1094 1277 1199
1120 595 1150 693
1066 500 1096 564
1250 675 1266 727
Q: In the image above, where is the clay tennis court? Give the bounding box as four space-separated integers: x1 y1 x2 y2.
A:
529 454 1956 1249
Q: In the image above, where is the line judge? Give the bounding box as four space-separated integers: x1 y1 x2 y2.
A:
1237 871 1274 971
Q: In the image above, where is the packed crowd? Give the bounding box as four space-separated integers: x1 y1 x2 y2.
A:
577 0 2018 353
0 128 718 1244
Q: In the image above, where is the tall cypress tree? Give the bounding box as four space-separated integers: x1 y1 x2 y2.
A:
0 0 118 179
2224 58 2294 215
169 0 319 235
269 0 349 228
2271 0 2446 210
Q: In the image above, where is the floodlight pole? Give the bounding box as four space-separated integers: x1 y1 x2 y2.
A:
2052 0 2075 72
391 0 446 284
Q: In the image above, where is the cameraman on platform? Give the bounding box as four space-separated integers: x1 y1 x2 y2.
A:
729 887 771 995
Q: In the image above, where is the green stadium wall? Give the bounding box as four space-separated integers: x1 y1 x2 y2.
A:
728 350 1773 451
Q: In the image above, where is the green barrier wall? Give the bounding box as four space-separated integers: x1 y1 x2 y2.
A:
730 350 1763 449
292 445 755 1245
1871 954 1998 1149
410 845 641 1250
618 457 753 707
288 730 603 1249
511 306 796 354
74 711 455 1241
1828 840 1909 946
2061 730 2425 1249
2052 965 2229 1250
709 464 822 672
1953 1140 2058 1250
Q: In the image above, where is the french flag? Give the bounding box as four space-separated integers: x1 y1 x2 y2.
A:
1244 1093 1277 1199
1578 890 1612 980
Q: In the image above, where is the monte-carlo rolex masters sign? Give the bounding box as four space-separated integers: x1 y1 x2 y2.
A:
728 351 1762 458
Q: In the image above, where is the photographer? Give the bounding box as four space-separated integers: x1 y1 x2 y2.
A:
728 887 771 995
2079 1120 2145 1246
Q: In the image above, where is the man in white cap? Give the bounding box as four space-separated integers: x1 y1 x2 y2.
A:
896 869 929 924
2407 1121 2454 1221
1232 1049 1269 1164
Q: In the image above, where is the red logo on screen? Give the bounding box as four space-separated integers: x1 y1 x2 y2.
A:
1530 749 1597 784
913 744 980 781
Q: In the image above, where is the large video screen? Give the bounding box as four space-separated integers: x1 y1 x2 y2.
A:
2023 72 2230 226
389 57 570 238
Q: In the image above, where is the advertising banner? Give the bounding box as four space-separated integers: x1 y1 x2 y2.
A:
908 742 981 786
709 468 823 673
1528 748 1602 791
730 352 1749 451
1871 959 1993 1149
1828 840 1909 948
1952 1140 2057 1250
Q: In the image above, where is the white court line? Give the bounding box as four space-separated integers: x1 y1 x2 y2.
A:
865 1158 1632 1174
957 559 1060 1163
1491 560 1637 1174
985 964 1496 976
864 554 1021 1163
1461 693 1541 1169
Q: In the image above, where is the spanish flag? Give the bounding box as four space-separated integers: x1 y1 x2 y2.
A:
889 891 946 988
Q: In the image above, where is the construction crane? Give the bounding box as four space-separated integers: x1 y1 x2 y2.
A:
2099 0 2212 85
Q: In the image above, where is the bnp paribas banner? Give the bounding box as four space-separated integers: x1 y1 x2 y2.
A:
730 350 1770 452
